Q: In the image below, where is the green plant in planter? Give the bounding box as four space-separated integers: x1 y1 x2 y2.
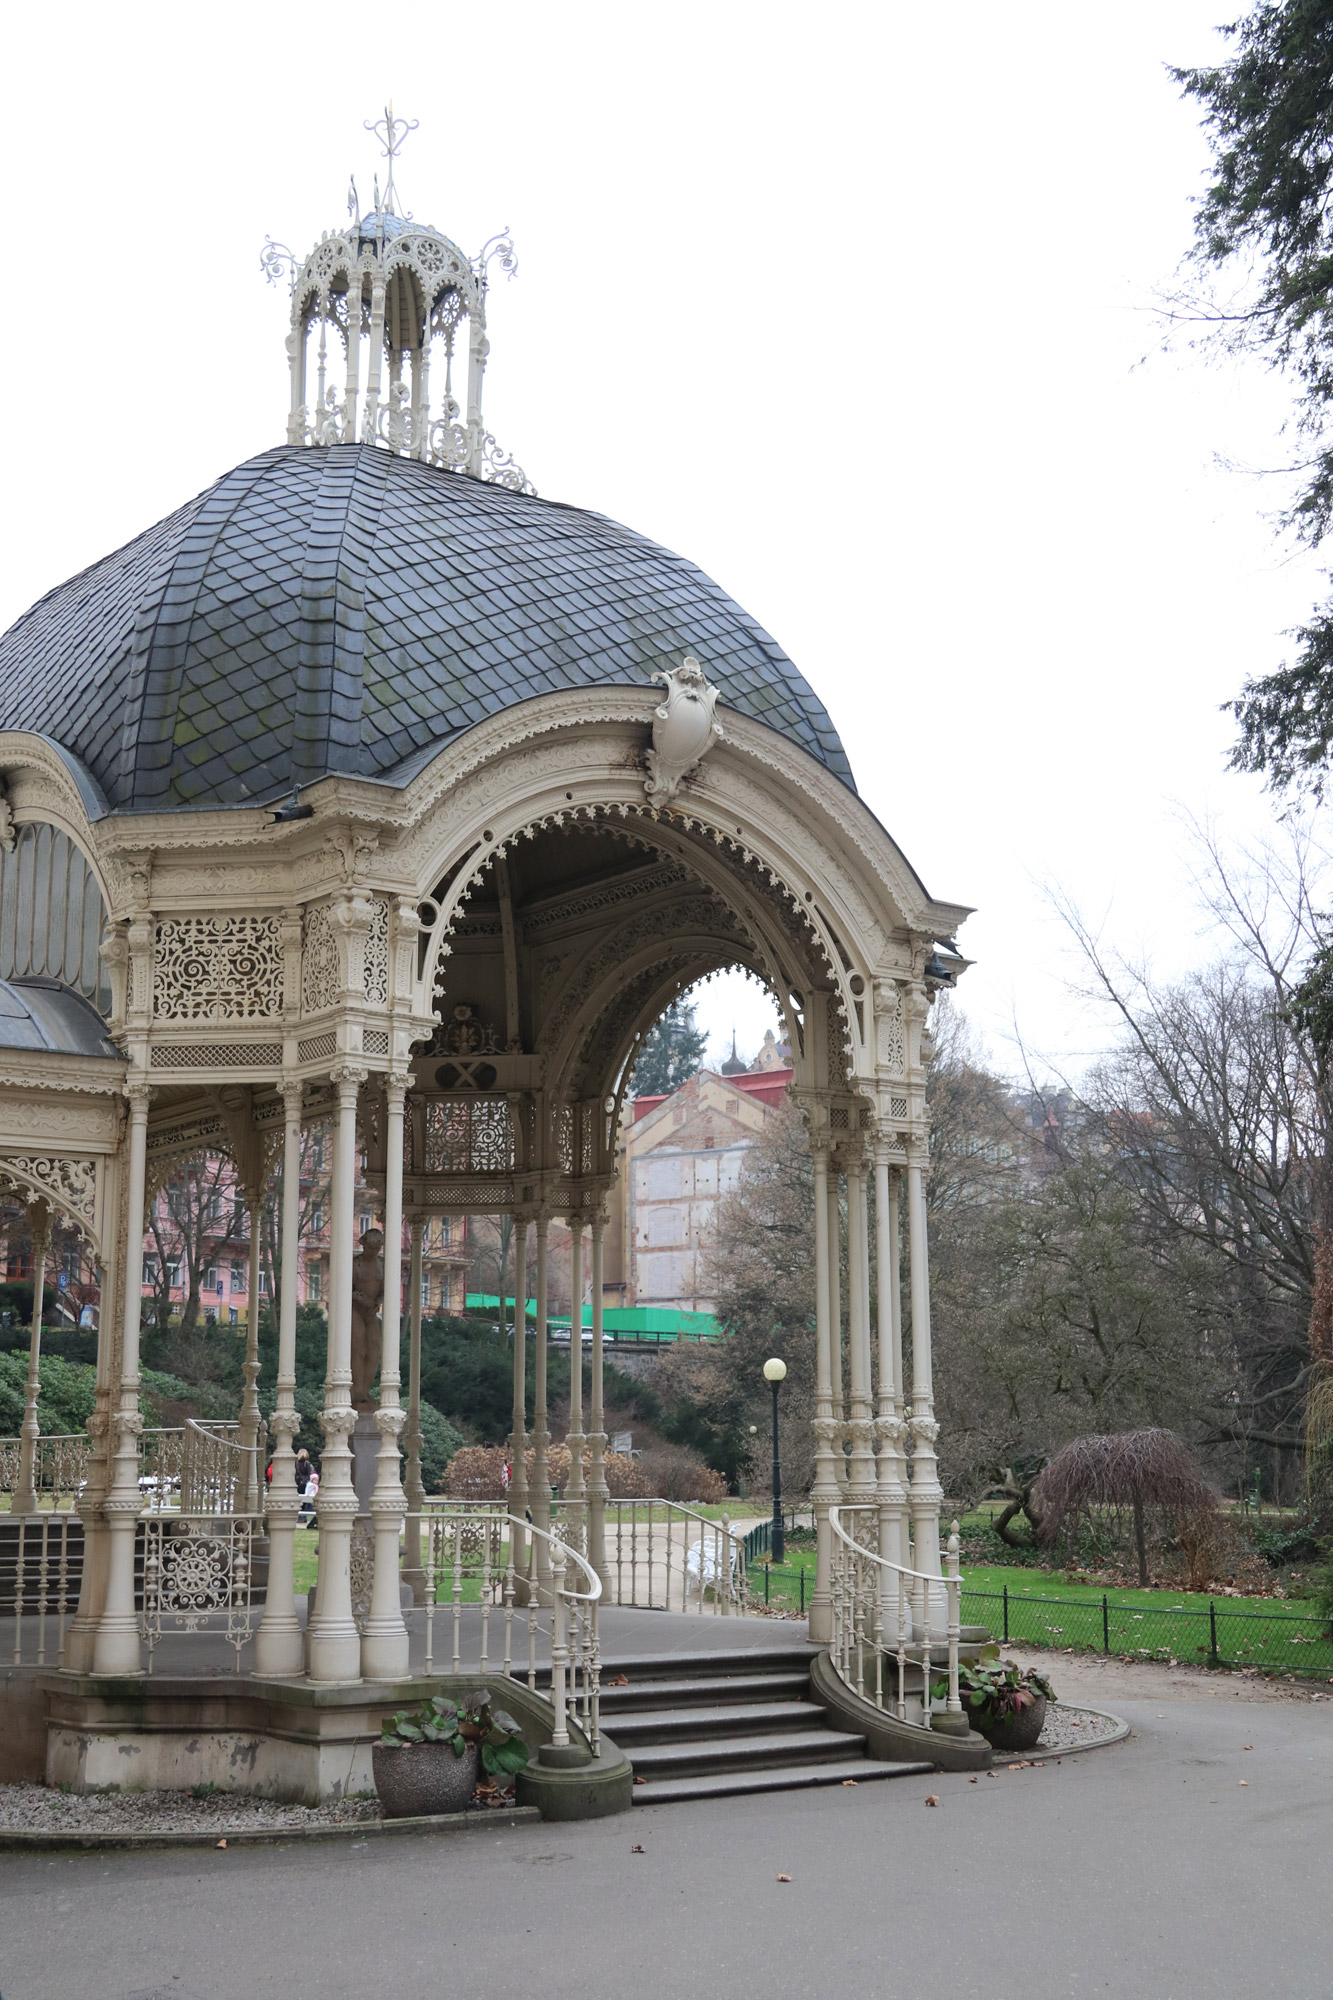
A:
380 1691 531 1777
932 1645 1055 1726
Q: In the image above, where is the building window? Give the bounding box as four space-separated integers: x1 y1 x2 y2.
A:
359 1211 373 1237
421 1273 430 1307
230 1262 245 1292
311 1207 324 1236
167 1261 181 1287
257 1270 268 1296
205 1266 219 1292
142 1256 158 1286
306 1263 322 1302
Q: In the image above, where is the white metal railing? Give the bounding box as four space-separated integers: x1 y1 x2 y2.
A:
3 1513 80 1667
0 1432 91 1511
603 1500 749 1615
141 1512 263 1672
422 1503 602 1753
179 1419 266 1515
0 1421 262 1518
827 1505 963 1729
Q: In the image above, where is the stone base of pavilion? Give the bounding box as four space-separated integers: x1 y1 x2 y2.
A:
0 1604 806 1811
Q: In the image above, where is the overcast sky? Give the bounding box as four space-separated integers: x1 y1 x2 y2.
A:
0 2 1314 1077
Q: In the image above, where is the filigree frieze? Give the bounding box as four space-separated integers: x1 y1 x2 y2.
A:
153 917 284 1023
423 1098 514 1174
0 1155 96 1223
302 905 340 1014
363 897 389 1006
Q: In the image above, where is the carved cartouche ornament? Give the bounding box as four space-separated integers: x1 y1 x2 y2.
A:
645 657 724 802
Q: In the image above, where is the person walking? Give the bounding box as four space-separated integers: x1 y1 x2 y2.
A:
295 1447 317 1527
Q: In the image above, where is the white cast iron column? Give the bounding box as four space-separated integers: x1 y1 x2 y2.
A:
531 1214 551 1579
845 1155 877 1500
361 277 386 441
362 1074 409 1678
826 1164 847 1491
306 1063 365 1682
509 1216 529 1576
256 1081 305 1676
587 1212 609 1593
401 1218 426 1602
13 1200 51 1516
66 1239 116 1673
808 1139 838 1645
873 1143 910 1643
237 1177 265 1516
342 278 362 442
905 1139 943 1611
93 1078 151 1676
564 1216 586 1538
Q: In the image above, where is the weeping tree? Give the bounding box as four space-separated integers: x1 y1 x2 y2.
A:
1033 1429 1218 1588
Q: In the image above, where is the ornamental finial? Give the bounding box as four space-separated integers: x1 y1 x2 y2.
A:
364 102 418 218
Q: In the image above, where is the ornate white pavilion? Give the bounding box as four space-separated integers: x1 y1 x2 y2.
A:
0 117 983 1810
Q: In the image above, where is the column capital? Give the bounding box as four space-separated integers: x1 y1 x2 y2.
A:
330 1061 369 1096
125 1075 154 1113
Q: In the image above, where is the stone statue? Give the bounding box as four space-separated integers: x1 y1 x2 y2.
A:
349 1228 385 1411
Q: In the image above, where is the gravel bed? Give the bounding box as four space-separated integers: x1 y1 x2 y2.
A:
1034 1701 1124 1752
0 1784 387 1834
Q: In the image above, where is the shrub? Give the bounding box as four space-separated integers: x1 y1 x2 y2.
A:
634 1444 728 1504
442 1444 510 1501
603 1450 650 1498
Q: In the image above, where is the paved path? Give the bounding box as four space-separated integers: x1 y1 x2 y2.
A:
3 1677 1331 1999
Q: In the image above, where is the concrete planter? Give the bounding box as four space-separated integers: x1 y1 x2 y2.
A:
373 1740 481 1819
974 1694 1047 1754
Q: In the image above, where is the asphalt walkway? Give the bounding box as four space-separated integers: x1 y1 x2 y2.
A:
2 1676 1330 1999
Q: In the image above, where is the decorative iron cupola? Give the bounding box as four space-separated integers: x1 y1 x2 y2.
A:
261 106 532 492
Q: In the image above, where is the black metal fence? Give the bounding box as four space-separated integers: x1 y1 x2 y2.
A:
963 1584 1333 1676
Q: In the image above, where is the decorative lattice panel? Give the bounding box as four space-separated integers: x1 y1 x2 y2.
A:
150 1043 282 1069
153 917 284 1023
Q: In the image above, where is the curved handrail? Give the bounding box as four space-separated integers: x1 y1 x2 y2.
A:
826 1502 964 1730
514 1512 603 1605
186 1418 247 1452
828 1503 961 1588
602 1496 749 1615
421 1502 602 1753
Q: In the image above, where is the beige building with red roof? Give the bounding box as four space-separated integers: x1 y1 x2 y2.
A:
604 1059 793 1314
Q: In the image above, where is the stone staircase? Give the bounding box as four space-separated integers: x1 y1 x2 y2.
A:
593 1645 936 1806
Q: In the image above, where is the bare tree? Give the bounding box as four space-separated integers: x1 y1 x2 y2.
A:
1050 821 1330 1482
1034 1427 1218 1587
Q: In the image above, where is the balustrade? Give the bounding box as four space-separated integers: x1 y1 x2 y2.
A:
422 1501 601 1752
603 1500 748 1615
827 1503 962 1729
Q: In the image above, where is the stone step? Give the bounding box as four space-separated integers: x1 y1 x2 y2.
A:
624 1727 866 1779
599 1671 812 1710
607 1700 815 1745
631 1757 933 1805
591 1646 819 1684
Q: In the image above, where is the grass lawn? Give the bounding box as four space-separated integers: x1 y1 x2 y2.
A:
290 1530 503 1606
747 1542 1333 1675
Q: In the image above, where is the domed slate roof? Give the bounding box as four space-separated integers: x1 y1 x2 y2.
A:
0 445 854 814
